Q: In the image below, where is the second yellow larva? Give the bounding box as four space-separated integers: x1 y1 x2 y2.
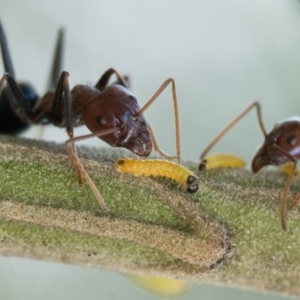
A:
198 153 246 171
116 158 199 193
281 163 300 177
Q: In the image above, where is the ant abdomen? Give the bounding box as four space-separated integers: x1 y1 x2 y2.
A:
0 83 38 134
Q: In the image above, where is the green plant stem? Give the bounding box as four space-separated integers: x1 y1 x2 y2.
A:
0 135 300 298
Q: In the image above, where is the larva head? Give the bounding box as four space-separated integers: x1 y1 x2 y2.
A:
198 159 207 171
82 85 152 157
186 175 199 193
116 158 126 171
252 117 300 173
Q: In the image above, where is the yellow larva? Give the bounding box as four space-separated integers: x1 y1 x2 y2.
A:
116 158 199 193
127 275 189 297
281 163 300 177
198 153 246 171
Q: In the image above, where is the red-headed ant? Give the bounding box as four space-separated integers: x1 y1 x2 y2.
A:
199 101 300 230
0 22 181 212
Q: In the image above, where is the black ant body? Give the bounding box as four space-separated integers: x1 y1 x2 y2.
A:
0 20 64 135
199 102 300 230
0 22 181 212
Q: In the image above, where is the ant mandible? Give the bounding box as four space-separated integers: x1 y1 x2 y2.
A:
0 20 64 134
0 25 181 212
199 101 300 230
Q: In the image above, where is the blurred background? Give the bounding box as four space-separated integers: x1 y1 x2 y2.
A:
3 0 300 162
1 0 300 299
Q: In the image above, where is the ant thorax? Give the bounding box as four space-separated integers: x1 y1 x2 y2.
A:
71 85 100 120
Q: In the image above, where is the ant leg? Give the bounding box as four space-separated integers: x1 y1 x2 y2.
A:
47 28 65 91
51 71 83 183
285 166 300 210
272 144 298 231
51 72 120 211
65 128 119 211
289 193 300 210
33 28 66 139
147 123 177 161
95 68 129 91
51 71 73 132
136 78 181 164
0 20 15 78
200 102 267 159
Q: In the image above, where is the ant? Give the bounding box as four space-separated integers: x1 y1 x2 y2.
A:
199 101 300 230
0 24 182 212
0 20 64 135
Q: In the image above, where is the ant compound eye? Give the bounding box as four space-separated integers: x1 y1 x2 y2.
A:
96 116 106 125
129 95 137 103
287 135 297 146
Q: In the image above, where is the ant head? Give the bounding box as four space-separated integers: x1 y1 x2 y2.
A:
82 84 152 157
252 117 300 173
